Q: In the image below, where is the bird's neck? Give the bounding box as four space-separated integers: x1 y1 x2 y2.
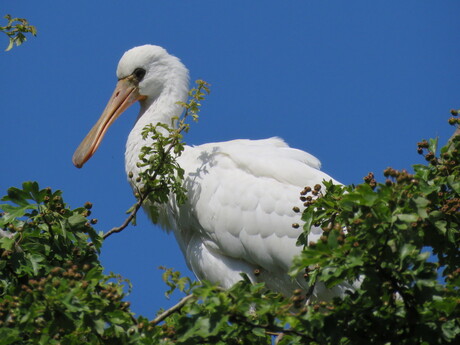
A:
125 75 189 179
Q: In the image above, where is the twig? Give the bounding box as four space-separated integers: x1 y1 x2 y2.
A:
150 294 195 325
100 196 145 242
230 313 314 341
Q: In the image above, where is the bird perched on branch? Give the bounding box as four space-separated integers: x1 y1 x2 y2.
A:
73 45 344 299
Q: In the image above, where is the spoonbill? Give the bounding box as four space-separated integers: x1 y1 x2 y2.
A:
73 45 343 298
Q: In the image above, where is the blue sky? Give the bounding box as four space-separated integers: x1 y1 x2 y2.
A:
2 1 459 318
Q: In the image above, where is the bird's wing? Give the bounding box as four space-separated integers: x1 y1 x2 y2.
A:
173 137 338 278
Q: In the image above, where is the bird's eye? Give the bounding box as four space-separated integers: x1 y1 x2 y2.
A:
133 68 146 81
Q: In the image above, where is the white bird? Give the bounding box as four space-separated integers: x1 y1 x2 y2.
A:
73 45 343 298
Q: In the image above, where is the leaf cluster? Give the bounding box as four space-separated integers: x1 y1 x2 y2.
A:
289 118 460 344
156 267 195 300
0 14 36 51
158 277 289 345
0 183 141 344
0 184 219 344
127 80 210 223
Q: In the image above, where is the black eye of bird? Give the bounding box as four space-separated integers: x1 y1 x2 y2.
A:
133 68 146 81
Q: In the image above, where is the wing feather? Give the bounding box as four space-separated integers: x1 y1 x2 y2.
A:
166 137 338 289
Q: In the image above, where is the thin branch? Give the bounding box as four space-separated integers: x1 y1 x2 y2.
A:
230 313 315 342
99 197 145 243
150 294 195 325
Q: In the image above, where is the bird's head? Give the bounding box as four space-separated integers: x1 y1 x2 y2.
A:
117 45 186 102
72 45 188 168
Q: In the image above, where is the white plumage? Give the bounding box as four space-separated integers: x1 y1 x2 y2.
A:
73 45 342 298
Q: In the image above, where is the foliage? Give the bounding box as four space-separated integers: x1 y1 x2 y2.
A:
1 83 459 343
124 80 210 225
0 14 36 51
4 12 456 344
0 183 137 344
289 115 460 344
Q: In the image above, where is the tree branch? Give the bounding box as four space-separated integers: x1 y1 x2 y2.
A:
230 313 315 342
150 294 195 325
99 196 145 242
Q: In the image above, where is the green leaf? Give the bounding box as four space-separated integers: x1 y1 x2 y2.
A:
94 319 106 335
68 213 87 228
327 230 339 249
0 328 21 345
22 181 40 201
26 253 44 275
400 244 417 262
413 196 429 218
441 319 460 340
0 203 37 223
396 214 419 223
447 175 460 194
298 207 314 246
251 327 266 337
3 186 30 206
434 220 447 234
0 236 15 250
428 137 438 154
5 38 14 51
342 184 378 207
